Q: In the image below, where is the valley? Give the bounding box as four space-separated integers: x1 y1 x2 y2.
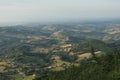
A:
0 22 120 80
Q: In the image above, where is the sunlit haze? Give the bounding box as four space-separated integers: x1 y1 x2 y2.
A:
0 0 120 23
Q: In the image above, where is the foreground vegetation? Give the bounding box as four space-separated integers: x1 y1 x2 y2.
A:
34 50 120 80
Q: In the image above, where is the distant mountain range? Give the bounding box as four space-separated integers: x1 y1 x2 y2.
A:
0 22 120 80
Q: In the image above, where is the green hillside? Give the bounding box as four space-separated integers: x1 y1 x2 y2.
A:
0 23 120 80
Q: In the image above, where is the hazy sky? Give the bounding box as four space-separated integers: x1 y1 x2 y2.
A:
0 0 120 23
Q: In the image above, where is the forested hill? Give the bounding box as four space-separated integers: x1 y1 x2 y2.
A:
0 23 120 80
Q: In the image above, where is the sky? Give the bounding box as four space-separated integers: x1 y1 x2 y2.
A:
0 0 120 23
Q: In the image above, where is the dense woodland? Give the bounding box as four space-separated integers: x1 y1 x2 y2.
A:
34 50 120 80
